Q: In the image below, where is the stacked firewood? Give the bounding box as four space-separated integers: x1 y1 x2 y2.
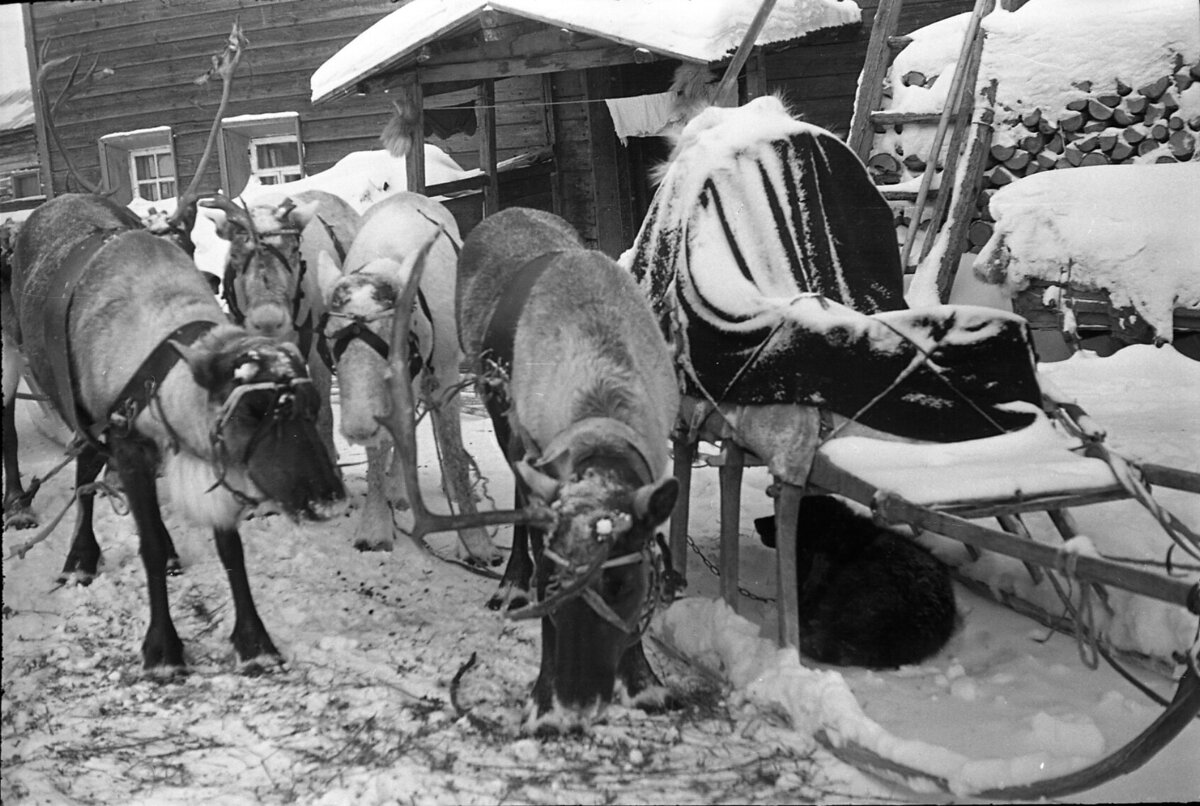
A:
868 55 1200 256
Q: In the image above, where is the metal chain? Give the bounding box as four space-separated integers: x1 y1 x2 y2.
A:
684 533 776 604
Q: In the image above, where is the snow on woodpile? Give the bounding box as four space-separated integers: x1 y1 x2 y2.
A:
974 161 1200 340
876 0 1200 308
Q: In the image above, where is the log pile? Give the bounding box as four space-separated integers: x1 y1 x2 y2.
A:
868 55 1200 257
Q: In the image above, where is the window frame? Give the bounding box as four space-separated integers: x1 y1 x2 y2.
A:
218 112 303 196
8 169 44 202
128 144 177 202
248 134 304 186
98 126 176 206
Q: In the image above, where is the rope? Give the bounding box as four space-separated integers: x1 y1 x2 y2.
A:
5 478 127 562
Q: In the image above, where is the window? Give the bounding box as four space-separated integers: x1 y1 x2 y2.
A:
250 136 303 185
218 112 303 195
98 126 176 206
130 146 176 201
10 170 42 200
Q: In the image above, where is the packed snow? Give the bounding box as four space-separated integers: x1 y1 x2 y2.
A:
4 339 1198 803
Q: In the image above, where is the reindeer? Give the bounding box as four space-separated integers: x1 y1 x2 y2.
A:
316 191 496 563
202 188 361 462
11 192 344 671
2 25 247 535
379 206 681 732
2 217 38 529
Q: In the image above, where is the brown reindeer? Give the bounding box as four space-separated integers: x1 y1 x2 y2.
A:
2 24 246 535
202 189 361 463
380 207 681 732
11 192 344 671
316 192 496 563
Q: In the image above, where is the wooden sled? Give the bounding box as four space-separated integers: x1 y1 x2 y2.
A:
668 383 1200 799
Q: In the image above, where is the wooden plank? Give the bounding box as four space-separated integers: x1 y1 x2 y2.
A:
718 442 745 612
583 67 626 256
848 0 904 160
670 438 694 584
875 492 1200 611
477 80 499 216
398 74 425 194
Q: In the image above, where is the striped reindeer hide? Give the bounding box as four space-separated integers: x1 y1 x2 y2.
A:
625 96 1041 443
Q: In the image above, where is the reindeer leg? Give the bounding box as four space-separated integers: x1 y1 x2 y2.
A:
353 443 395 551
3 396 38 530
486 495 533 611
109 436 185 672
213 526 281 669
429 391 498 565
616 641 674 712
58 444 107 583
310 355 340 471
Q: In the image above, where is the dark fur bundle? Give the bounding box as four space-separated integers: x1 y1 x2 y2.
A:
755 495 957 669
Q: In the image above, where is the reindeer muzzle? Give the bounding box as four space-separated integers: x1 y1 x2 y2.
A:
211 378 345 517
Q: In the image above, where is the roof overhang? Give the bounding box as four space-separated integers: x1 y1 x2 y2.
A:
311 0 861 104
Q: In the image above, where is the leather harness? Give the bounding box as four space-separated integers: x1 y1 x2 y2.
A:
41 228 218 452
478 250 565 454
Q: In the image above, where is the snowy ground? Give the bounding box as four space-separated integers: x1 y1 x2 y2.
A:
2 343 1198 804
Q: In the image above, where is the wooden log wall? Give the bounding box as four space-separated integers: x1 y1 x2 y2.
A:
26 0 549 198
765 0 975 138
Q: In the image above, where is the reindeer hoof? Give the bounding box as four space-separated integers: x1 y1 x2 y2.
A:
239 653 284 676
56 569 98 587
3 508 38 531
353 538 394 552
486 585 529 612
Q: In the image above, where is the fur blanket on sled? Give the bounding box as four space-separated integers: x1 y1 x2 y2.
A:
623 96 1041 444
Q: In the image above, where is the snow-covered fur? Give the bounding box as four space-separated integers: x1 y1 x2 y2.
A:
755 495 958 669
320 192 497 564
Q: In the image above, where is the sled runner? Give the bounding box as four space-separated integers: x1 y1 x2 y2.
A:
626 96 1199 798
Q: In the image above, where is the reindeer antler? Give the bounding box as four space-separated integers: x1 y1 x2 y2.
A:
36 40 115 195
171 20 248 231
376 226 556 550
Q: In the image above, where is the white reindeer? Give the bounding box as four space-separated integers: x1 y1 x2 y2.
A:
317 191 497 563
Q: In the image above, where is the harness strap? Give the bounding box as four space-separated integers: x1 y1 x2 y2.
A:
313 214 348 264
42 229 125 444
106 320 220 446
479 250 565 451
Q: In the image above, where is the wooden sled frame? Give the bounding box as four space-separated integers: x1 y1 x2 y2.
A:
667 390 1200 798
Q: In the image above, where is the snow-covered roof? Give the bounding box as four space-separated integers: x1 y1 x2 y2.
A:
311 0 861 104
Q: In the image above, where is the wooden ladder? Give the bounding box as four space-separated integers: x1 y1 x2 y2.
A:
847 0 998 301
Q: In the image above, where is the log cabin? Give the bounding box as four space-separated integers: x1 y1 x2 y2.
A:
17 0 974 252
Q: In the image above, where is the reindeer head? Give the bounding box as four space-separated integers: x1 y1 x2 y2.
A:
202 194 321 340
171 325 344 519
508 419 679 727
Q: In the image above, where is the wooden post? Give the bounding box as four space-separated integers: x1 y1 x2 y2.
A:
718 441 744 610
899 0 993 272
714 0 779 107
399 73 426 194
477 79 499 216
669 435 694 582
847 0 904 161
774 481 802 649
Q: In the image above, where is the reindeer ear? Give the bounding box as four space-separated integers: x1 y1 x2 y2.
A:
286 199 321 231
515 459 561 503
315 250 343 302
169 339 219 390
633 476 680 527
